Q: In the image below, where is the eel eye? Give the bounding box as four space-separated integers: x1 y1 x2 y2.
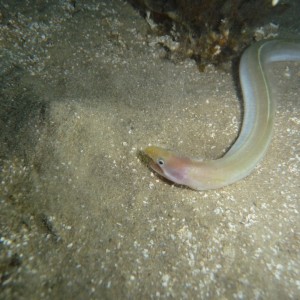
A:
157 158 164 166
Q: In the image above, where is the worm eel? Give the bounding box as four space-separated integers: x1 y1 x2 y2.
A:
144 39 300 190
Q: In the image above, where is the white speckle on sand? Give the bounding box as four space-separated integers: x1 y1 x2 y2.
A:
142 248 149 259
162 274 170 287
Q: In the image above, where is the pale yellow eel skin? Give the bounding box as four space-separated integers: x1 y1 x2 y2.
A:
144 39 300 190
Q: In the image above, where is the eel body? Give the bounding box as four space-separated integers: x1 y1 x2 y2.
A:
144 39 300 190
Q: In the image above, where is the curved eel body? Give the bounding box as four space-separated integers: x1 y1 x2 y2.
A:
144 39 300 190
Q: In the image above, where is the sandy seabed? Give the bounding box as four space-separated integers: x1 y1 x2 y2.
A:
0 0 300 299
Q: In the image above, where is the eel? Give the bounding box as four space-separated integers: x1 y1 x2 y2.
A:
144 39 300 190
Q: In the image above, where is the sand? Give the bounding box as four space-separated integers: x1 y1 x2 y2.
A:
0 0 299 299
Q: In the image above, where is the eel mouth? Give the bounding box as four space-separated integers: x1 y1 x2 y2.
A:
143 146 165 177
149 160 164 176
